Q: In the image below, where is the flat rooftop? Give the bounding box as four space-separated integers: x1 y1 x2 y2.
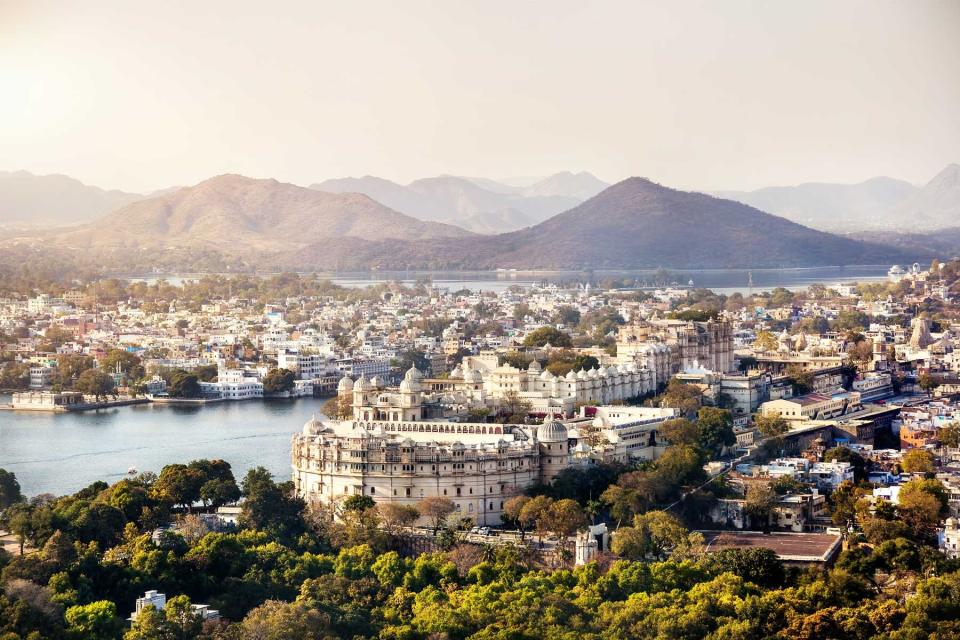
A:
698 530 842 563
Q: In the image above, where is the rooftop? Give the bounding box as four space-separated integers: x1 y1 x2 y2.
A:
698 530 842 563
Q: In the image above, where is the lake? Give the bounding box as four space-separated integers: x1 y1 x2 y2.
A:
0 396 329 497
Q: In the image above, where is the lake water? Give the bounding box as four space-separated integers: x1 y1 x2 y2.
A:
128 265 892 295
0 396 329 497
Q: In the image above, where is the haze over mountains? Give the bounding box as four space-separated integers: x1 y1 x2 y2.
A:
289 177 913 271
2 165 956 272
0 171 143 228
311 171 609 234
54 174 471 253
716 164 960 232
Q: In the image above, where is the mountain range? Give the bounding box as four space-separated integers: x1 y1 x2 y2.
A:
1 166 953 273
310 171 608 233
287 177 914 270
51 174 471 254
0 171 144 228
716 164 960 232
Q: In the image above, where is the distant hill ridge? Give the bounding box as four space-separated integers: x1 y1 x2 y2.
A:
2 170 931 271
53 174 473 253
0 170 143 227
310 171 608 233
716 163 960 232
289 176 920 270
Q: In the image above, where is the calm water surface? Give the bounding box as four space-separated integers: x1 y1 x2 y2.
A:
0 396 328 497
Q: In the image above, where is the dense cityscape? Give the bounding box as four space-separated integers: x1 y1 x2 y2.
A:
1 258 959 638
4 1 960 638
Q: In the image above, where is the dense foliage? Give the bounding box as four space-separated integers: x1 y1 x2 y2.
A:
0 457 958 640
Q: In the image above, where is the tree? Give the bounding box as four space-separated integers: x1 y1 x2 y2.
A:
744 482 776 532
754 414 789 439
262 368 296 394
498 390 531 424
659 418 699 446
824 446 869 483
56 354 95 389
754 330 777 352
124 604 167 640
199 477 241 509
74 369 116 401
939 423 960 449
0 468 24 510
417 497 456 535
241 600 332 640
377 503 419 536
65 600 122 640
162 595 203 640
503 496 531 541
5 503 33 554
658 379 703 418
240 467 306 541
152 464 204 511
167 370 201 398
101 349 145 382
786 365 815 395
342 495 376 514
546 499 586 560
635 510 701 560
918 373 939 397
518 495 556 543
695 407 735 456
901 448 935 474
552 306 581 326
523 326 572 348
0 361 30 389
611 526 647 560
699 547 785 588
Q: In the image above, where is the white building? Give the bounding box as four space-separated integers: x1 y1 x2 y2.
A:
292 366 573 526
940 518 960 559
808 461 855 490
588 405 676 462
129 590 166 621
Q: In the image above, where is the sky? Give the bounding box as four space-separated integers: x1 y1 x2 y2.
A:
1 0 958 194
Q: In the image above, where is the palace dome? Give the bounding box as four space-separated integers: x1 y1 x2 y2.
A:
537 420 568 443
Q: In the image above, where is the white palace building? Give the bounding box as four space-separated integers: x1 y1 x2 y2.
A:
292 367 572 526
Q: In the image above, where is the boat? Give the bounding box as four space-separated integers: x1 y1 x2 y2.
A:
127 467 137 475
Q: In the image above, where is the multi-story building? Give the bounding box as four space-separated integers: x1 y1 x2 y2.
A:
761 390 862 422
292 367 573 526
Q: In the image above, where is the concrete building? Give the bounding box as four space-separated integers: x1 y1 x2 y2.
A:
761 390 862 423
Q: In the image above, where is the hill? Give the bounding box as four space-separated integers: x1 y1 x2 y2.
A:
714 176 918 232
289 177 921 270
54 174 472 253
893 163 960 230
0 170 143 227
310 172 602 233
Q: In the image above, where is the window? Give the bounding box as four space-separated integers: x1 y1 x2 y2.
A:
370 486 375 495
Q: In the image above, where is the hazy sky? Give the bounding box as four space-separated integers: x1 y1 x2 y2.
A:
1 0 958 193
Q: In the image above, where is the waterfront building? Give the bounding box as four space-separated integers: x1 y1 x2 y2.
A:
10 390 84 411
292 366 575 526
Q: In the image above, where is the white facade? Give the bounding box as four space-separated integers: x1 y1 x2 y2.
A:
292 417 566 526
